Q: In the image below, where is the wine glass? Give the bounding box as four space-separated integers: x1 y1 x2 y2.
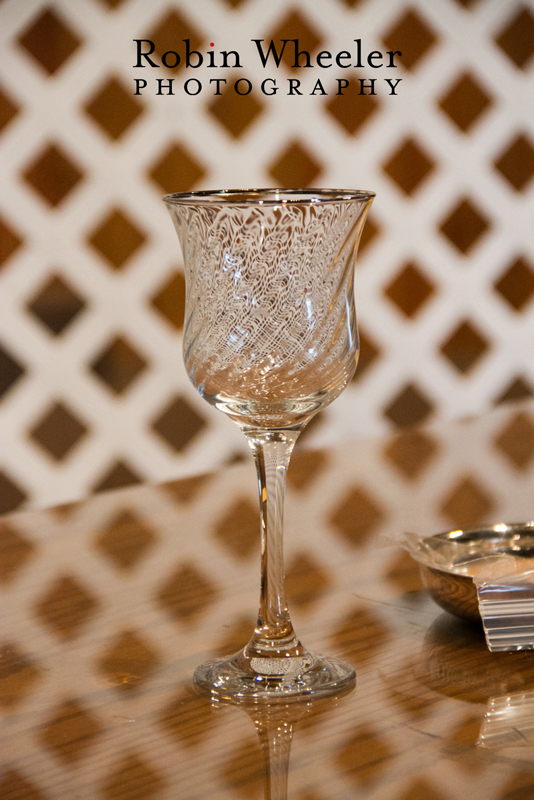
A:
163 189 374 700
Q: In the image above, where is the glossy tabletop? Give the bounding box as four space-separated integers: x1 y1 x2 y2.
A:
2 400 534 800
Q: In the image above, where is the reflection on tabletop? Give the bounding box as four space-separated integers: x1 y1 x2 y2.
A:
2 400 534 798
405 613 534 750
209 690 354 800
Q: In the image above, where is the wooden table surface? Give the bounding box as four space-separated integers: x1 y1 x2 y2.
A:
2 400 534 800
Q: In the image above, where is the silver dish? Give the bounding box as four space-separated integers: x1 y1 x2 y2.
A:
412 522 534 622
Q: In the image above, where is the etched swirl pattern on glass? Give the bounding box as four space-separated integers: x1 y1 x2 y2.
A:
168 195 370 428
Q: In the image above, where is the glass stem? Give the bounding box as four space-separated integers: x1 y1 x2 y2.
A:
243 428 303 658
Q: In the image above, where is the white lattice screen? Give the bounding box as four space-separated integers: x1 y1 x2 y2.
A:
1 0 533 511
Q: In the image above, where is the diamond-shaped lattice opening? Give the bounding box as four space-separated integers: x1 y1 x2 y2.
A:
494 134 534 192
95 509 156 570
23 143 84 207
386 549 424 595
352 327 381 382
0 215 23 267
221 737 263 795
267 8 323 72
40 699 102 763
0 85 20 134
102 753 165 800
157 563 218 622
397 779 449 800
383 429 439 480
384 383 434 427
440 320 490 374
227 733 276 800
336 724 393 784
98 631 160 692
52 501 79 519
209 81 264 139
438 72 493 133
0 522 35 583
268 140 323 188
29 401 87 461
27 274 86 335
0 471 27 515
151 270 186 331
92 460 143 494
18 7 82 76
384 262 435 317
382 8 438 71
160 687 218 748
35 575 99 639
383 137 436 196
291 702 338 736
287 449 328 491
439 197 490 255
329 485 385 547
0 343 25 399
88 208 146 270
151 395 206 452
332 605 390 666
164 473 211 504
293 416 326 451
285 551 331 607
213 498 258 559
494 411 534 471
494 256 534 311
0 770 46 800
149 143 205 194
84 76 144 141
495 7 534 70
97 0 128 8
0 643 41 708
326 80 381 136
388 656 436 714
146 9 203 73
494 375 534 406
215 616 254 659
440 475 494 529
90 335 147 395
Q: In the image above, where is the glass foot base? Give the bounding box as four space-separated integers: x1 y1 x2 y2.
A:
193 649 355 701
